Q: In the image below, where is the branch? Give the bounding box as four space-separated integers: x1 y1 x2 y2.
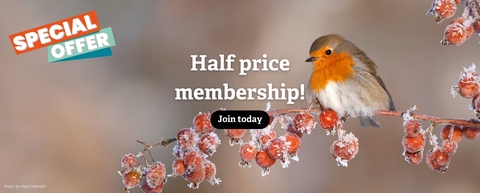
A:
268 107 480 127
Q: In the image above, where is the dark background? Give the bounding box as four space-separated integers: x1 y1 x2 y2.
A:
2 1 480 193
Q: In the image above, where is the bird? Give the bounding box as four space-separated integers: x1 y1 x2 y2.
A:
305 34 395 128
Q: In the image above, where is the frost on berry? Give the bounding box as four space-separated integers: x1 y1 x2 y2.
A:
330 133 359 167
254 128 276 147
184 150 205 174
427 0 457 23
204 159 221 185
441 125 463 142
442 139 458 154
177 128 199 151
452 63 479 98
402 134 426 153
441 17 471 46
122 167 142 191
463 126 480 139
285 121 304 138
238 140 258 168
426 148 450 173
140 180 164 193
224 129 246 146
193 112 214 134
198 132 220 156
319 109 339 132
121 153 136 173
266 136 290 168
170 159 186 177
255 149 276 176
284 133 301 161
292 112 316 135
266 138 287 160
146 161 167 189
455 17 474 39
403 150 423 165
403 119 422 137
184 169 205 189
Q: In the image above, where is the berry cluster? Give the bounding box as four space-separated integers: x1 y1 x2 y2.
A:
236 112 311 176
401 107 480 173
119 64 480 191
234 108 359 175
118 112 221 192
119 148 167 193
427 0 480 46
397 64 480 173
171 127 221 189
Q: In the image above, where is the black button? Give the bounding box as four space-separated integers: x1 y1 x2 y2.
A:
210 110 269 129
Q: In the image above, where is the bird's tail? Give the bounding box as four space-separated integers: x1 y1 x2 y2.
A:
359 116 381 128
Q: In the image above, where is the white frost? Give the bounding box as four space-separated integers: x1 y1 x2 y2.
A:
335 156 349 167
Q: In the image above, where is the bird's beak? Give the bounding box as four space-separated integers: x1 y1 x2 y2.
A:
305 57 315 62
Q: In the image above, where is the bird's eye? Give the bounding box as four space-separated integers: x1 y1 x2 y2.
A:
325 49 332 55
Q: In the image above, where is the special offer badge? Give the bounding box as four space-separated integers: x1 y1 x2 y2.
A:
9 10 116 63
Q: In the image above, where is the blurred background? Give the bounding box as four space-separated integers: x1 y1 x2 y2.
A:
1 0 480 192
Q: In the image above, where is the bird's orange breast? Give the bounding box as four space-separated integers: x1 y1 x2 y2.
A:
309 51 355 92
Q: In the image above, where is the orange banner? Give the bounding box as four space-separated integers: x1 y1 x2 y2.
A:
9 10 100 55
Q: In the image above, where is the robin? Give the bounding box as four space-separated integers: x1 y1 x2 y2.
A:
305 34 395 128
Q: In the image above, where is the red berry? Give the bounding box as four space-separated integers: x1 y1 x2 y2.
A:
238 141 257 168
441 125 463 142
319 109 339 131
266 138 287 160
284 133 301 156
472 94 480 111
457 66 479 99
171 159 186 177
442 17 470 46
426 148 450 173
463 126 480 140
255 149 276 176
198 132 220 156
122 167 142 191
453 17 474 40
403 150 423 165
183 169 205 189
428 0 457 23
146 161 167 189
285 122 304 138
204 159 220 185
293 112 316 134
257 129 276 147
403 119 421 137
330 133 359 167
184 150 205 173
121 153 136 173
225 129 246 145
140 180 164 193
225 129 246 138
442 139 458 154
177 128 199 151
402 134 425 153
193 112 214 133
